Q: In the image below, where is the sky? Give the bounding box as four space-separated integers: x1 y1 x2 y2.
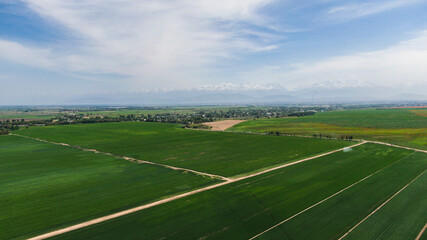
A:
1 0 427 104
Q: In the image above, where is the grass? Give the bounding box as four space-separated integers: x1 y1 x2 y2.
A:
230 108 427 150
16 122 352 177
345 166 427 240
53 144 425 240
0 135 218 240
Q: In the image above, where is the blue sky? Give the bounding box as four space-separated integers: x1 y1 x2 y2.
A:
1 0 427 104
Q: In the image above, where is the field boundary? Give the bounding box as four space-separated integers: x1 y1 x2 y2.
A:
224 129 427 153
26 142 366 240
367 141 427 154
232 141 366 181
10 133 229 181
338 169 426 240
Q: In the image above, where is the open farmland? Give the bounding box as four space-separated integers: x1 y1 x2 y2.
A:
0 135 217 239
255 152 427 239
344 167 427 240
16 122 352 177
0 111 54 120
230 108 427 150
51 144 427 240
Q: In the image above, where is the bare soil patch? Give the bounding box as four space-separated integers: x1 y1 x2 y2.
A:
202 120 246 131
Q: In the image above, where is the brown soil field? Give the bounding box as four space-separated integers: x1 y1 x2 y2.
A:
202 120 246 131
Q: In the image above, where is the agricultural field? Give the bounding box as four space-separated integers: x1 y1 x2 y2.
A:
0 110 55 120
15 122 352 177
0 135 217 239
3 107 426 240
52 143 427 239
345 168 427 240
230 108 427 150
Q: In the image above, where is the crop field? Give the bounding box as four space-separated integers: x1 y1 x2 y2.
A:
16 122 352 177
0 135 217 239
230 108 427 150
345 168 427 240
52 143 427 239
256 152 427 240
0 111 55 120
3 109 427 240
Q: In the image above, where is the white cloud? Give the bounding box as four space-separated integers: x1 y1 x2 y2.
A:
0 39 54 68
2 0 426 97
195 82 275 91
238 31 427 89
7 0 277 88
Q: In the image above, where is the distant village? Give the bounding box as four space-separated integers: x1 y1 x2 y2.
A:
2 102 420 135
0 106 324 135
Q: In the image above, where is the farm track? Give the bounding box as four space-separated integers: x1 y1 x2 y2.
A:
224 130 427 154
10 133 229 181
416 222 427 240
367 141 427 154
25 139 366 240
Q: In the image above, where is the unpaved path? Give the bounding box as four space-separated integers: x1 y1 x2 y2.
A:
27 142 366 240
416 222 427 240
202 120 246 131
10 133 229 181
368 141 427 154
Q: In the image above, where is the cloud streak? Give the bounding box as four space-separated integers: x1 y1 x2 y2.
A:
326 0 425 21
236 31 427 89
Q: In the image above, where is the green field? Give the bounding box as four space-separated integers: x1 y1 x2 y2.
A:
0 111 54 120
16 122 352 177
257 152 427 239
53 144 427 240
230 108 427 150
344 169 427 240
0 135 217 239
